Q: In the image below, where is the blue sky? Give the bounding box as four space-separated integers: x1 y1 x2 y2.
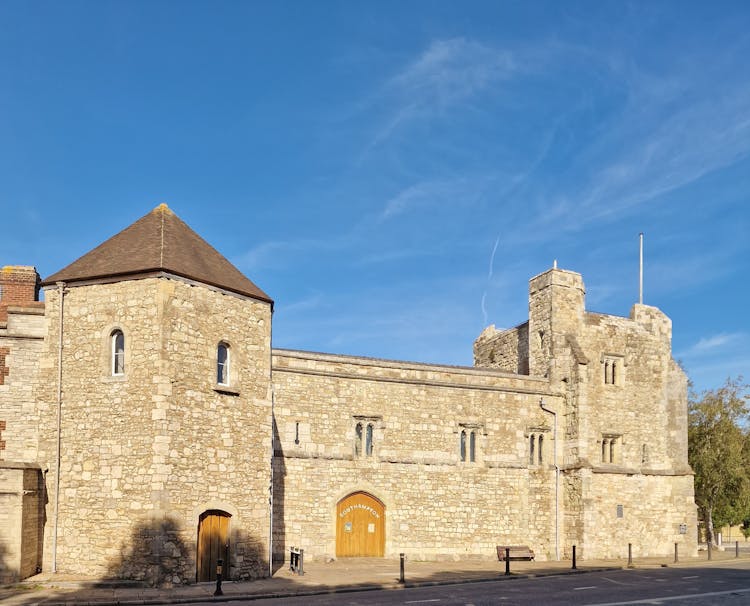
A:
1 1 748 394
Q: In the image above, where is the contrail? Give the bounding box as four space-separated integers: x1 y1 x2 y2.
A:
488 235 500 279
482 235 501 326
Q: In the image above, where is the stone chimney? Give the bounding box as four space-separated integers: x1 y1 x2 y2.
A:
0 266 41 324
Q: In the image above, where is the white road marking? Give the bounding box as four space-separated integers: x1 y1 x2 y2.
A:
681 575 699 579
602 576 628 585
574 585 597 590
404 600 441 604
585 586 750 605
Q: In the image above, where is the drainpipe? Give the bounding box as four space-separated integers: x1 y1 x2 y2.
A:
52 282 65 573
268 309 274 578
540 397 559 561
269 385 275 578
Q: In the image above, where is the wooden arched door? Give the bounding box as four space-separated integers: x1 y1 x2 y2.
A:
197 510 230 582
336 492 385 557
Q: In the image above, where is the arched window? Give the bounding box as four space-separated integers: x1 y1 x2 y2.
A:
529 434 536 465
538 434 544 464
365 423 374 456
217 342 229 385
354 420 376 458
111 330 125 375
355 422 363 456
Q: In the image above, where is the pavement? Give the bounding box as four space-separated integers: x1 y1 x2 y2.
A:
2 547 748 606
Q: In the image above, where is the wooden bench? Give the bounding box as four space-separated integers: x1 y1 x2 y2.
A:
496 545 535 561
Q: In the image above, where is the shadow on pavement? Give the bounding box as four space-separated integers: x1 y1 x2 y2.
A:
2 551 749 606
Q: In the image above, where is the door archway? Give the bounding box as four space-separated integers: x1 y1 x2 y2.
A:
336 492 385 557
197 510 231 582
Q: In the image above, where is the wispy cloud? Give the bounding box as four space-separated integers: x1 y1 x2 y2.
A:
676 332 746 359
277 294 325 315
233 236 354 272
380 176 489 221
533 71 750 233
363 38 516 153
389 38 515 108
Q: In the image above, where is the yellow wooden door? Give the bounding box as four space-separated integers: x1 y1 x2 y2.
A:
336 492 385 557
197 510 230 581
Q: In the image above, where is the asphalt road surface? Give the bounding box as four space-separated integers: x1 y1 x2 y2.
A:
180 560 750 605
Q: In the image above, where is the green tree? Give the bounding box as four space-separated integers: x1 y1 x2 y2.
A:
688 377 749 546
742 518 750 541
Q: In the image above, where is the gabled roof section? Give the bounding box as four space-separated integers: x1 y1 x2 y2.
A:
42 204 272 304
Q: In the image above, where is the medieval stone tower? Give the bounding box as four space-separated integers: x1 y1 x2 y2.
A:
3 205 275 583
475 267 696 558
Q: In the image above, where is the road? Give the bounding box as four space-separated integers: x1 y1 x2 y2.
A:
178 560 750 605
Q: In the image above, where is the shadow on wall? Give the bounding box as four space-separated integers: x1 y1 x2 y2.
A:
0 538 11 584
105 517 189 587
272 415 286 574
229 527 267 581
103 517 269 587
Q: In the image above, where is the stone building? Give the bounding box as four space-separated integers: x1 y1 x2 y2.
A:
0 205 697 584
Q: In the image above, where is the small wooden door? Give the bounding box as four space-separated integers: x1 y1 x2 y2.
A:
336 492 385 557
197 510 230 582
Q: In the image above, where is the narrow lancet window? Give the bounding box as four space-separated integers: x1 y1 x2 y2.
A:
112 330 125 375
365 423 374 456
538 434 544 464
217 342 229 385
355 422 363 456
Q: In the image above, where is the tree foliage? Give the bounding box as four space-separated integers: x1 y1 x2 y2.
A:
688 377 750 545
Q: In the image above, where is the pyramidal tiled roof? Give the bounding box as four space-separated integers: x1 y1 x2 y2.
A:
42 204 272 304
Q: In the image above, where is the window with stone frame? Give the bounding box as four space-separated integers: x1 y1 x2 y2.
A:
601 434 621 464
527 428 549 466
458 423 483 464
353 416 381 458
217 341 230 385
111 329 125 376
601 354 625 386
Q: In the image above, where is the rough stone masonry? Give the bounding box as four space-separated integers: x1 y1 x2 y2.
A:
0 205 697 584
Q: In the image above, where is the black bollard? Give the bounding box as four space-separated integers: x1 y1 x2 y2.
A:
399 553 405 584
214 558 223 596
505 548 511 576
572 545 577 570
674 542 678 563
707 541 712 561
737 541 740 559
627 543 633 567
299 548 304 576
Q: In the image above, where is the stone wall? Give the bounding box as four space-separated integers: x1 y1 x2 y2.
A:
0 305 46 464
0 463 43 582
582 471 698 559
473 322 528 374
272 349 560 562
34 277 272 584
473 268 697 559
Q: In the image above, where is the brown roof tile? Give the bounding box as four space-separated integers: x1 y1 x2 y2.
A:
42 204 272 304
